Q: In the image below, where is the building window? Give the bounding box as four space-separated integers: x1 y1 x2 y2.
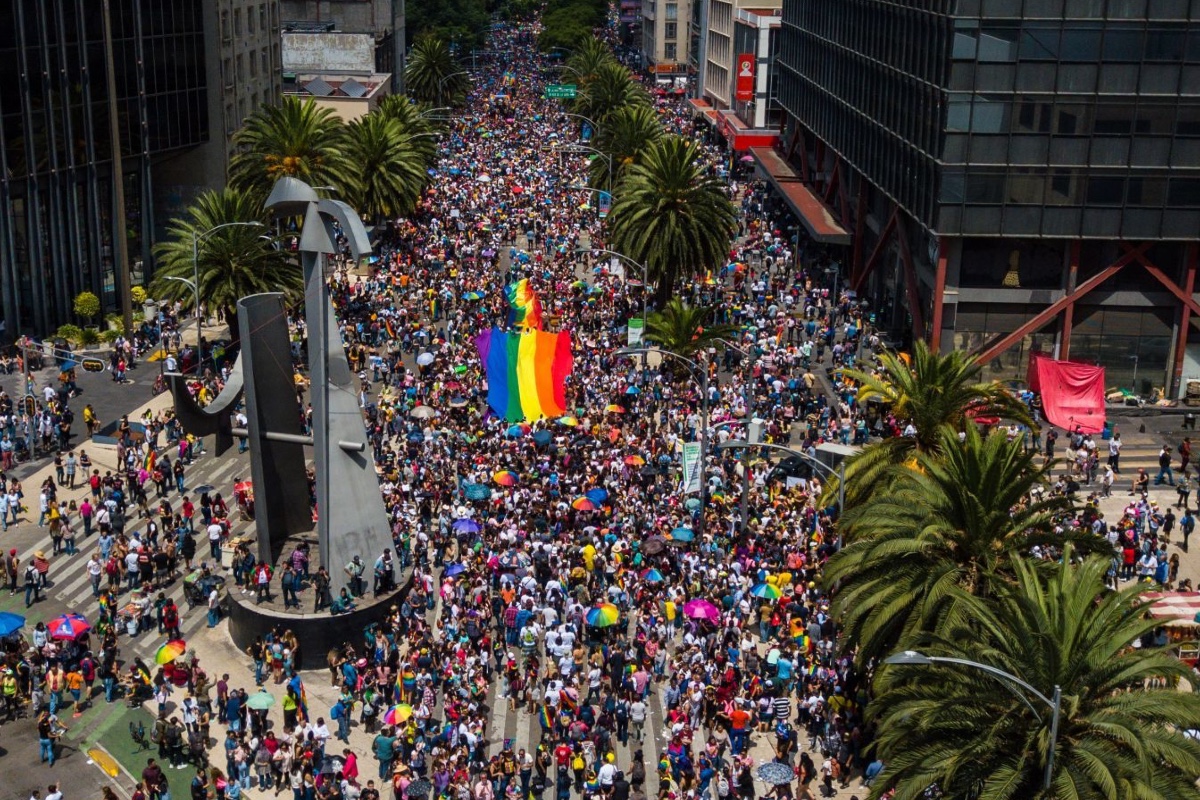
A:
665 22 677 39
665 43 677 61
665 3 677 19
234 8 242 37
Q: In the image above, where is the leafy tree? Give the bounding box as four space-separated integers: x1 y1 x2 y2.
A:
572 62 650 126
825 425 1104 665
872 551 1200 800
342 113 432 222
406 0 489 53
73 291 100 323
150 188 299 347
588 105 663 192
607 136 737 306
644 299 736 361
376 95 443 166
562 35 615 82
404 36 470 105
833 340 1034 507
229 97 347 198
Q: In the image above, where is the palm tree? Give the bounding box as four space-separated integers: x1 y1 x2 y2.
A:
607 136 737 306
835 340 1034 505
871 552 1200 800
571 62 650 126
824 425 1105 666
229 97 347 198
588 105 663 193
404 36 468 105
376 95 443 166
342 113 431 222
644 299 737 360
150 188 300 347
565 37 617 88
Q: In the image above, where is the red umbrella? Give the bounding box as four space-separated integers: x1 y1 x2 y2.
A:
48 613 91 640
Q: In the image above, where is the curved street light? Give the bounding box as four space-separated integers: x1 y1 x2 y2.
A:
617 346 709 540
437 70 471 107
885 650 1062 790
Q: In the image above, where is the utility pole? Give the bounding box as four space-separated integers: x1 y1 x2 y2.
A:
102 0 134 338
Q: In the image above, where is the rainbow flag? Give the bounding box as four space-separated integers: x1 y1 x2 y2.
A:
475 327 572 422
505 279 543 330
384 318 397 338
539 704 553 730
143 449 156 472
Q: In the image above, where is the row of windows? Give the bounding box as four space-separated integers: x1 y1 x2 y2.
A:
954 0 1195 21
947 96 1200 137
940 169 1200 207
953 21 1200 63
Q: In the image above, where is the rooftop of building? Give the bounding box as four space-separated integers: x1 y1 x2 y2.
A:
283 73 391 99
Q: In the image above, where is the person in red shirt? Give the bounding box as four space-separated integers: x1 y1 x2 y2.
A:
181 497 194 532
729 700 752 755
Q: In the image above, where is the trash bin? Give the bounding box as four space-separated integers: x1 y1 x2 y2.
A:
220 543 237 569
1185 413 1196 430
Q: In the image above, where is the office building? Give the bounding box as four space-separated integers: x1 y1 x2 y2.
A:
772 1 1200 396
0 0 210 335
281 0 402 89
641 0 693 78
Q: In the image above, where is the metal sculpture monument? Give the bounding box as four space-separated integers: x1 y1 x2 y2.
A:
167 178 392 596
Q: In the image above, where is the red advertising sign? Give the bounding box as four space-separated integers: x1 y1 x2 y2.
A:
735 54 755 102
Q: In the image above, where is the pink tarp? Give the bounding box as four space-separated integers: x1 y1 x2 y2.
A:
1029 353 1106 434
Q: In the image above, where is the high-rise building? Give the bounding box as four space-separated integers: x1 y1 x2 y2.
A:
641 0 692 79
280 0 401 90
0 0 210 335
772 2 1200 396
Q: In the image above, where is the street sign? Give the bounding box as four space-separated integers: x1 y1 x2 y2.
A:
81 358 106 373
544 84 577 99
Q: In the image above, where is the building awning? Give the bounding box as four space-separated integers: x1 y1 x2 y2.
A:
687 98 720 127
750 147 850 245
716 110 779 151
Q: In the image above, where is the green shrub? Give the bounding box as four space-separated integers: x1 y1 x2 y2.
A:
55 324 83 344
104 313 125 334
79 327 101 346
131 285 147 305
100 329 121 344
73 290 100 321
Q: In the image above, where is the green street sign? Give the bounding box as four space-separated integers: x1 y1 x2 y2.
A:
544 84 577 99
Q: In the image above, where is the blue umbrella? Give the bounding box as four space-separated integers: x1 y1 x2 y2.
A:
407 431 424 442
464 483 491 501
453 519 481 533
532 430 553 446
585 488 608 504
443 563 468 578
625 386 640 395
670 526 696 542
506 424 527 437
0 612 25 637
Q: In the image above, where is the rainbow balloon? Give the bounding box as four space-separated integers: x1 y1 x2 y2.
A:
505 279 543 329
476 327 572 422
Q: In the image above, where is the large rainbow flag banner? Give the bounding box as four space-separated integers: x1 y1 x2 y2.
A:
475 327 572 421
505 279 543 329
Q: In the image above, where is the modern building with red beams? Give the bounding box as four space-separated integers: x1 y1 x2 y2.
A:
772 0 1200 398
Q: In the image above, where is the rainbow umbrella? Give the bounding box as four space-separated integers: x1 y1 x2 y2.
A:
493 470 519 486
585 603 621 628
155 639 188 665
750 583 783 600
557 416 580 427
605 404 625 414
640 568 665 583
384 704 414 725
572 497 597 511
624 455 645 466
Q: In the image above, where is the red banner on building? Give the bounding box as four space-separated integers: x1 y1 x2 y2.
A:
735 54 755 102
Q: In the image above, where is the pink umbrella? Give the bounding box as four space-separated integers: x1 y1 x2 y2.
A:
683 599 722 623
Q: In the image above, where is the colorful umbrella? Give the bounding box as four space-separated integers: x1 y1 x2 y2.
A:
585 603 621 627
683 599 721 622
572 497 597 511
384 704 414 725
493 470 519 486
557 416 579 427
624 455 645 466
506 424 530 438
585 488 608 504
154 639 187 665
48 613 90 640
640 568 665 583
605 404 625 414
750 583 783 600
443 563 468 578
246 689 276 710
464 483 491 500
452 519 480 533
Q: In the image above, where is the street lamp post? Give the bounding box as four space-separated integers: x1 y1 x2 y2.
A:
553 142 614 200
588 248 648 341
715 440 846 540
713 338 756 536
438 70 471 108
886 650 1062 791
190 221 265 373
617 346 709 540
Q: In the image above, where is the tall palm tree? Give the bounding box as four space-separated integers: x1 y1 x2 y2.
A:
376 95 443 166
228 97 347 198
571 62 650 126
835 340 1034 506
588 105 663 193
150 188 300 347
565 37 617 88
404 36 469 105
644 299 737 360
871 552 1200 800
607 136 737 306
342 114 431 222
824 425 1105 666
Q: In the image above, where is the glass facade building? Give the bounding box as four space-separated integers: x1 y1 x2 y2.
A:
775 0 1200 395
0 0 208 336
